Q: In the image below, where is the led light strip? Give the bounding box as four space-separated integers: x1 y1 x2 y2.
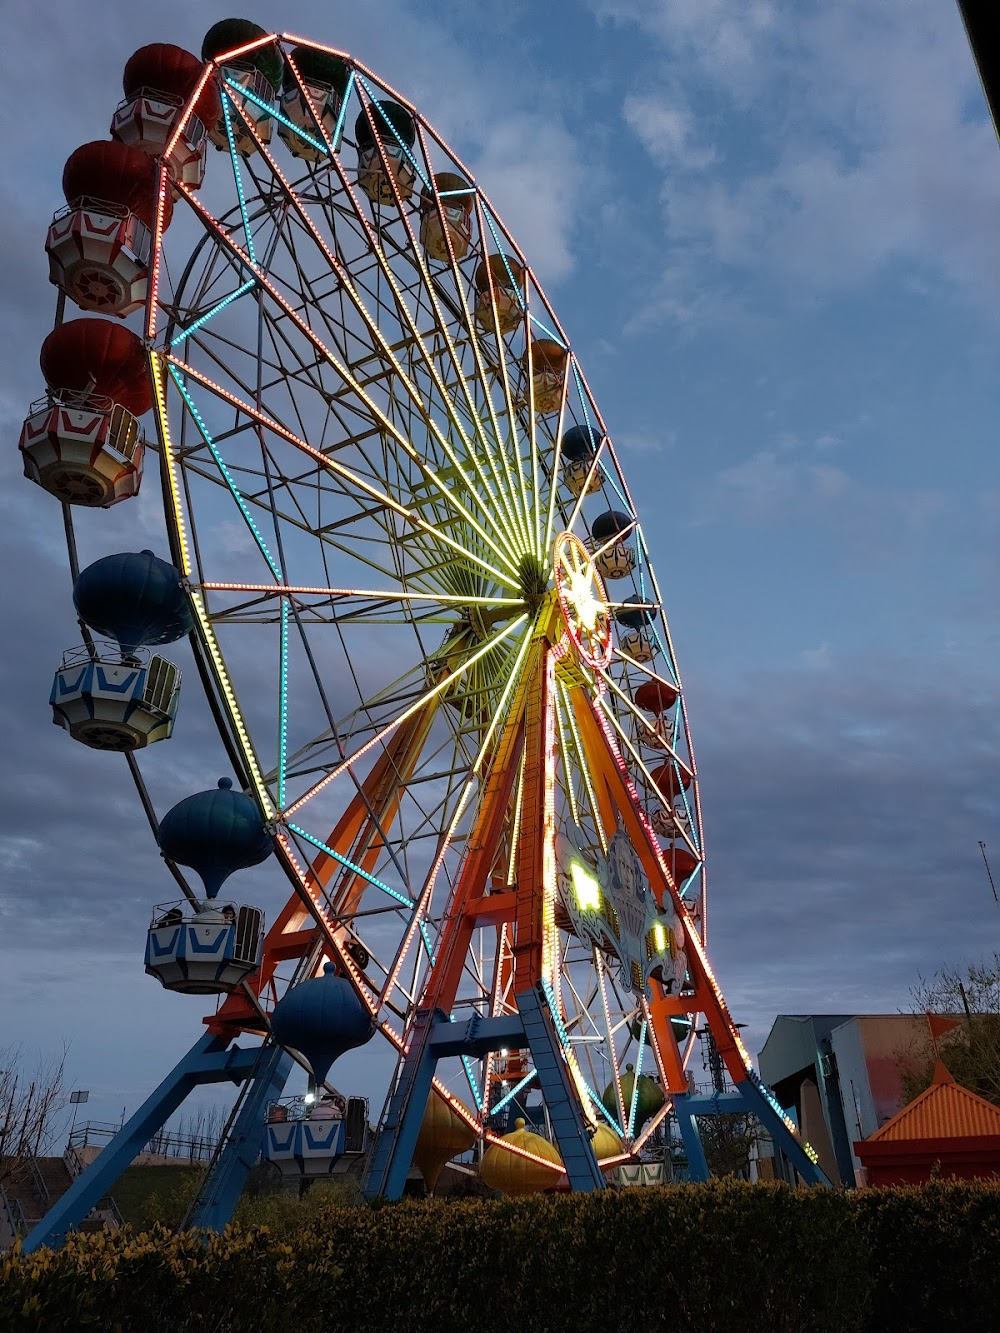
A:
221 93 257 265
596 951 627 1135
227 98 526 569
168 366 282 579
488 1068 537 1117
628 1020 647 1140
163 327 518 590
153 360 270 810
225 74 326 154
286 821 413 907
540 976 606 1132
190 589 274 816
376 619 535 1011
278 597 289 810
354 71 430 188
284 612 528 819
170 278 256 347
198 581 523 606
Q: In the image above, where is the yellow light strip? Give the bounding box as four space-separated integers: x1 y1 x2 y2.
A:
150 354 192 577
152 353 275 815
165 350 517 591
190 590 274 817
376 619 535 1011
552 689 580 828
459 193 534 556
199 581 523 606
506 747 526 884
284 613 528 819
559 679 608 855
468 194 535 559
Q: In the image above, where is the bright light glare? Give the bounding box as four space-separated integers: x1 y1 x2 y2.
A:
571 862 601 912
652 921 667 953
566 566 602 632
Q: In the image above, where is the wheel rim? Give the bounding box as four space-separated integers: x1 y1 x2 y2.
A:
146 40 704 1151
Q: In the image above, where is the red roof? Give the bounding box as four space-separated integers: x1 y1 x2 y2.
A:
866 1060 1000 1142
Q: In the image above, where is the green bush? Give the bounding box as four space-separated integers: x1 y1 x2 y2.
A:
2 1180 999 1333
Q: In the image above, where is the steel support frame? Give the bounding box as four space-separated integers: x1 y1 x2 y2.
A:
567 683 830 1187
363 998 604 1198
23 1034 290 1252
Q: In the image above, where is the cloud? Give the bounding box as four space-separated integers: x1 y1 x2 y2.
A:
689 651 1000 1055
601 0 1000 327
623 93 717 173
694 447 853 524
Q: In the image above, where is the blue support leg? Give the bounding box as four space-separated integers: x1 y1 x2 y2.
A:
362 1009 441 1201
187 1042 294 1231
671 1092 710 1180
519 985 604 1192
24 1034 264 1252
735 1077 829 1186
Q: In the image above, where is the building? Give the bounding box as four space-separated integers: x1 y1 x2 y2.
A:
855 1058 1000 1185
758 1014 931 1187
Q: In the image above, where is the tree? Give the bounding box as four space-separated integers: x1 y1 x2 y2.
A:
696 1113 761 1179
0 1044 67 1191
901 953 1000 1108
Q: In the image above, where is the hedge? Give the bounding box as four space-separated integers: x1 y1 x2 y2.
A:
2 1180 998 1333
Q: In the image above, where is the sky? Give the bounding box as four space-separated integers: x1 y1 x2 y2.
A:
1 0 999 1130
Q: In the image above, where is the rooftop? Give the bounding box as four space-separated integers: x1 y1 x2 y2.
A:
866 1060 1000 1143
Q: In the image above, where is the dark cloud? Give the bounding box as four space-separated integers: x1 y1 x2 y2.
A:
690 655 1000 1054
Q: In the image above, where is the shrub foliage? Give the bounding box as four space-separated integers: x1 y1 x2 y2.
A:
2 1179 998 1333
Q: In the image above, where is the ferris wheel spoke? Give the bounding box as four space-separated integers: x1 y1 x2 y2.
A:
555 680 609 856
172 197 522 577
375 618 535 1014
409 131 534 557
226 107 532 563
164 352 520 590
283 612 528 819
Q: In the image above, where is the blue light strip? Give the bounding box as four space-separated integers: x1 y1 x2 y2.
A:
285 822 413 907
225 75 327 156
461 1055 483 1111
539 978 623 1135
330 70 355 152
445 1015 484 1112
628 1021 647 1139
489 1068 537 1117
483 211 526 309
169 278 256 347
168 366 281 578
528 313 567 347
418 920 436 965
354 73 430 188
278 597 289 810
222 93 257 266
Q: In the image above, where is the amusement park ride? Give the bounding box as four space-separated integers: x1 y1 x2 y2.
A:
19 20 825 1250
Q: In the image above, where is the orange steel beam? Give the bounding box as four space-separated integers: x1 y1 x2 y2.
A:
566 684 749 1084
417 641 541 1015
207 707 436 1034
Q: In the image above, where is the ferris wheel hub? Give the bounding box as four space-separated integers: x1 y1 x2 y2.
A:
553 531 612 669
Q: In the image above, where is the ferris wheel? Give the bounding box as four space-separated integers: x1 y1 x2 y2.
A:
21 21 824 1247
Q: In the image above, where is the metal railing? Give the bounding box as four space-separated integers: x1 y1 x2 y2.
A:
69 1121 222 1164
27 1157 49 1208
